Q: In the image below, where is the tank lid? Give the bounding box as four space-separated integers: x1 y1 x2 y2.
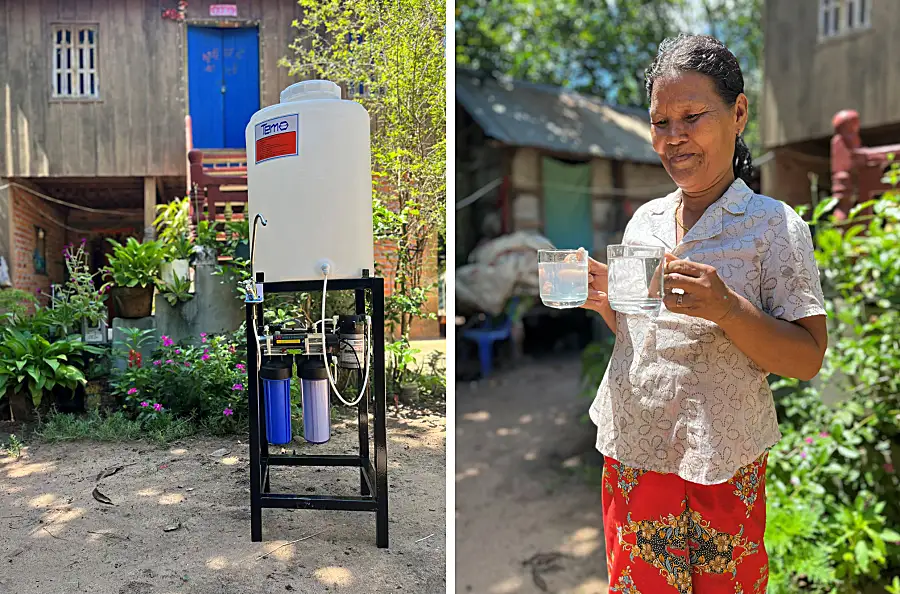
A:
280 80 341 103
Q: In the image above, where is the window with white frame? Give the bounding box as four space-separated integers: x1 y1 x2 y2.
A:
820 0 871 39
52 24 99 99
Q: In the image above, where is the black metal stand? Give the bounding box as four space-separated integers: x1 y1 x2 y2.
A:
247 273 388 548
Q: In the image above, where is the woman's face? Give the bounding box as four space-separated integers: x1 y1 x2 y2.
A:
649 71 748 194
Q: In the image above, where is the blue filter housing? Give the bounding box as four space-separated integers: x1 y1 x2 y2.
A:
300 359 331 444
261 359 293 445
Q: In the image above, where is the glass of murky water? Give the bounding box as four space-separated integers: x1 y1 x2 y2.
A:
607 244 665 315
538 248 589 308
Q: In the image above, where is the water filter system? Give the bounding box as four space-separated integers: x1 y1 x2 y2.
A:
243 80 389 548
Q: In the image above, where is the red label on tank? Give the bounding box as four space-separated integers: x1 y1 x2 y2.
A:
254 114 299 163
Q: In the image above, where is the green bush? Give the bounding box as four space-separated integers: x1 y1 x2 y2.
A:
0 329 104 408
766 164 900 593
110 331 247 428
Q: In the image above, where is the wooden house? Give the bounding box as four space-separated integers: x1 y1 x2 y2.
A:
760 0 900 205
0 0 441 338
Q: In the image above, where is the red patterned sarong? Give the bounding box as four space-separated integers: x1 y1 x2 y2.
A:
602 454 769 594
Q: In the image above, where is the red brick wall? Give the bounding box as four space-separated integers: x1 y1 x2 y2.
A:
373 183 441 340
374 234 440 340
11 186 67 304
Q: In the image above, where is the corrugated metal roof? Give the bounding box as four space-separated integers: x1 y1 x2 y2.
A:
456 68 660 164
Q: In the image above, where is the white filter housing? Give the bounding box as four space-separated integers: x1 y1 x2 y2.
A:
245 80 374 282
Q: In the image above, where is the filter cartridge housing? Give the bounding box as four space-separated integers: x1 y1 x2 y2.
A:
245 80 374 282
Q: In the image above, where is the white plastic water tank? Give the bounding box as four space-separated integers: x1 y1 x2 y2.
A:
245 80 374 283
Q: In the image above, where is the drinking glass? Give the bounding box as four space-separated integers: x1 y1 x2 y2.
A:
538 248 588 308
607 244 665 315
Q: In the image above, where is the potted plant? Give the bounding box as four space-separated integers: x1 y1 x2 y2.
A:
105 237 165 319
155 197 193 285
159 273 193 307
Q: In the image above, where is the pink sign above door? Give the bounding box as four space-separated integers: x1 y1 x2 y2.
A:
209 4 238 17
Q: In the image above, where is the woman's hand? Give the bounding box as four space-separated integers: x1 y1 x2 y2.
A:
584 256 609 313
662 253 737 322
582 257 616 332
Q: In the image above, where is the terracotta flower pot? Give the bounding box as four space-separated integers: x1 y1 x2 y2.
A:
111 285 154 319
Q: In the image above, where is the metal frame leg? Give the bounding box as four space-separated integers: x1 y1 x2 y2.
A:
247 302 263 542
373 280 389 548
356 288 371 497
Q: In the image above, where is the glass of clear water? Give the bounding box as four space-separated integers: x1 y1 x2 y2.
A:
538 248 588 308
607 244 666 315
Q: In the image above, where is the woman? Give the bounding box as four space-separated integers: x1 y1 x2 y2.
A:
583 35 827 594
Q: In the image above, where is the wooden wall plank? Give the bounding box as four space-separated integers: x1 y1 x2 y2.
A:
763 0 900 148
2 0 310 178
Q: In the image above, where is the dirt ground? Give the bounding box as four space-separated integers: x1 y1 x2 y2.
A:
0 408 445 594
455 358 609 594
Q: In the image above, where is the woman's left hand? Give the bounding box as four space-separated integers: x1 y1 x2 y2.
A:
663 253 737 322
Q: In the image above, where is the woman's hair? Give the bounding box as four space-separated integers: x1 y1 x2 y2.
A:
644 34 753 183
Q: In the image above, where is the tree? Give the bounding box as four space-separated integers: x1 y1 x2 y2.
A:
693 0 764 155
456 0 764 154
282 0 446 339
456 0 687 107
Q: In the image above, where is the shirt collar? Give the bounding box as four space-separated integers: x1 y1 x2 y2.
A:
647 178 754 247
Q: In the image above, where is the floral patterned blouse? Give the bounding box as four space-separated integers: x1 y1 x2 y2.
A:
589 178 826 485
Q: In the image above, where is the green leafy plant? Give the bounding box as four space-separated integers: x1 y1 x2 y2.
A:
105 237 165 288
159 274 193 306
195 220 220 251
386 337 420 391
155 196 194 260
0 329 104 408
764 160 900 592
46 240 111 334
1 433 23 458
0 288 38 324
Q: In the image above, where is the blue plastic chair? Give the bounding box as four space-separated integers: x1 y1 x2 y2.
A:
461 298 519 378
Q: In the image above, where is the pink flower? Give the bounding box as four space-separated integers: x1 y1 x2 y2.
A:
805 437 814 444
232 383 244 391
174 349 181 355
161 335 174 347
819 432 830 438
229 345 236 354
223 408 233 417
166 359 174 364
236 363 246 372
201 332 208 344
201 354 210 361
184 361 191 367
140 401 149 408
127 387 138 395
800 450 808 459
153 360 161 366
153 403 162 412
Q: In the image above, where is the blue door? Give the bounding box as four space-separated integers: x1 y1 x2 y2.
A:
188 26 260 149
